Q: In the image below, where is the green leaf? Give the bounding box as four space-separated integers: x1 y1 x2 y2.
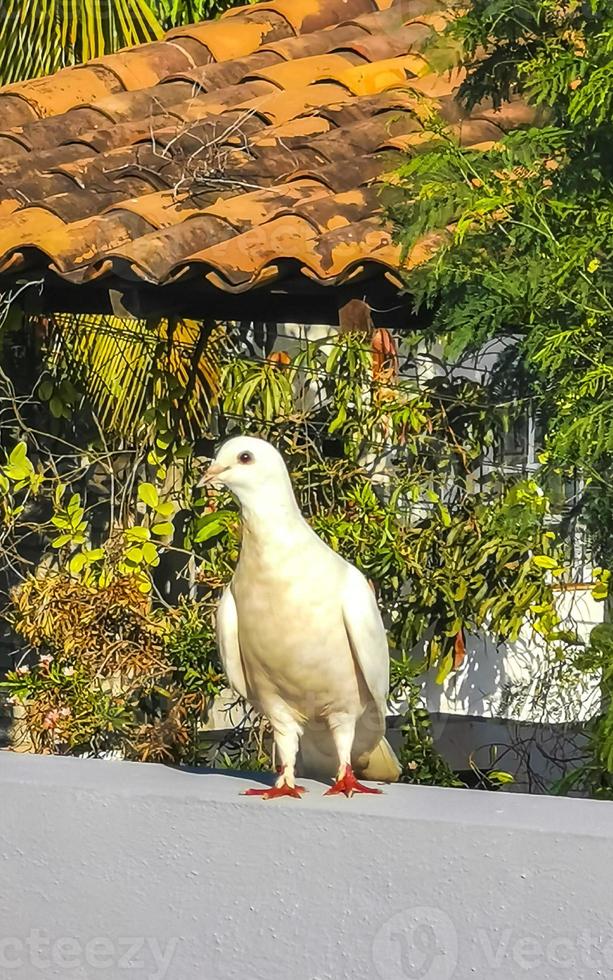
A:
138 483 159 509
142 541 159 565
85 549 105 562
152 522 173 537
67 493 81 513
488 770 515 785
9 443 27 465
155 501 175 518
438 503 451 527
69 553 87 574
532 555 558 570
52 534 72 548
194 519 223 543
328 404 347 435
38 380 53 401
49 396 64 419
155 432 173 450
5 442 33 481
125 525 150 542
435 651 454 685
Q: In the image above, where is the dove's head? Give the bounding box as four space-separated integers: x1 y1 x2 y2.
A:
199 436 297 517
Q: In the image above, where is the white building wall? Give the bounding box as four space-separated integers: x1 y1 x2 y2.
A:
422 589 604 724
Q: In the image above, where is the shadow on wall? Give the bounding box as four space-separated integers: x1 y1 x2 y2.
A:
423 588 602 726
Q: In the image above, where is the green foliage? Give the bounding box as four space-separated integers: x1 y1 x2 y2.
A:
552 620 613 799
165 600 222 701
389 0 613 794
0 0 246 85
152 0 251 30
394 658 464 787
0 0 162 84
0 572 227 762
215 335 579 681
0 329 579 785
389 0 613 571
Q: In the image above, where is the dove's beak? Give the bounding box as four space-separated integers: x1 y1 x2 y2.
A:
197 464 229 488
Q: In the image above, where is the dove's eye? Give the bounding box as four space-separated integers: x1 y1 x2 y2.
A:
238 451 254 465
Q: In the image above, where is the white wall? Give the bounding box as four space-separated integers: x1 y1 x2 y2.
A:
422 588 603 724
2 752 613 980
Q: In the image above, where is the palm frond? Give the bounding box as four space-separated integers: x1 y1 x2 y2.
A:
45 314 226 440
0 0 162 85
150 0 249 30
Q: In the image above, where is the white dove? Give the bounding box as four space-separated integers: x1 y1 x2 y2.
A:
201 436 401 799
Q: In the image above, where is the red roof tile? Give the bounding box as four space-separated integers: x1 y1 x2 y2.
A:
0 0 540 309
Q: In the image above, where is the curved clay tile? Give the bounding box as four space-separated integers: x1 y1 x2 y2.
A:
0 95 39 129
179 213 320 283
304 216 395 277
81 179 329 284
164 52 283 91
0 133 30 161
223 0 378 34
72 81 194 125
1 172 79 206
245 52 367 91
338 54 430 95
0 144 93 185
332 23 432 62
85 214 242 284
301 110 422 158
0 208 66 263
256 116 331 142
23 210 156 274
261 23 370 62
240 82 353 126
1 66 125 120
0 0 546 300
204 179 328 226
9 107 117 155
292 186 380 232
315 87 418 126
472 98 543 133
88 43 199 93
164 17 292 61
28 187 151 223
458 118 506 145
61 82 275 158
409 65 465 97
289 150 399 191
351 0 445 31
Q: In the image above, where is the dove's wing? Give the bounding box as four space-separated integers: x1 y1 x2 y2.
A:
341 563 390 712
216 586 248 700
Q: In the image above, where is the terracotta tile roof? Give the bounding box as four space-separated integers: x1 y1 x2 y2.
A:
0 0 539 307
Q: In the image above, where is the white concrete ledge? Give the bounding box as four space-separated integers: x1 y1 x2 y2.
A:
1 752 612 980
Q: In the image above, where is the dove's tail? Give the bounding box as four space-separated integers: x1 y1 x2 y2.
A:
298 729 401 783
356 736 402 783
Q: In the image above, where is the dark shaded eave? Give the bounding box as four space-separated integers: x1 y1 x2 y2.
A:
10 268 415 329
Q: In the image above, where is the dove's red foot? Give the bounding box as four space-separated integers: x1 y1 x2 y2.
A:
324 765 383 798
243 782 306 800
